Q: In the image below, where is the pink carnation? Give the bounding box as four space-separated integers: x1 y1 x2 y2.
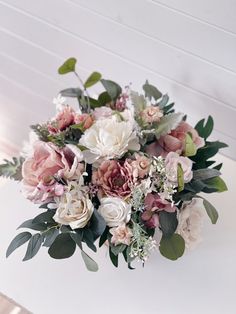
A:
48 105 75 133
22 141 83 203
74 113 94 130
92 160 135 199
142 193 177 229
129 153 151 179
140 106 163 124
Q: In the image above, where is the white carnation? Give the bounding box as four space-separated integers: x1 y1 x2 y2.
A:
79 116 140 164
98 197 131 227
177 198 204 249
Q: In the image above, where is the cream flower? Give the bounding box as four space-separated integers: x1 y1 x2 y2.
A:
53 182 94 229
165 152 193 184
177 198 204 249
110 223 133 246
79 116 140 164
98 197 131 227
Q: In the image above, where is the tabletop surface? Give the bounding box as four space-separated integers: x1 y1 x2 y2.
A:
0 154 235 314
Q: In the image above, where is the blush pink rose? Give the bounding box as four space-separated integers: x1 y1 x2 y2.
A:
92 160 135 199
48 105 75 133
142 193 177 229
146 121 204 157
22 141 83 203
165 152 193 184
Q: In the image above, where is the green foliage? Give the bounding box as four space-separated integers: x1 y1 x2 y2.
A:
203 176 228 193
60 87 82 97
23 233 43 261
98 91 112 106
157 94 169 109
88 210 106 241
201 197 219 224
84 72 102 88
184 133 197 157
101 79 122 100
48 233 76 259
110 244 126 256
81 251 98 272
155 112 184 139
6 232 32 258
192 168 221 181
159 211 178 238
109 247 118 267
58 57 77 74
143 80 162 100
177 163 184 192
159 234 185 261
43 228 59 247
195 116 214 140
82 229 97 252
0 157 24 181
99 227 109 247
18 219 48 231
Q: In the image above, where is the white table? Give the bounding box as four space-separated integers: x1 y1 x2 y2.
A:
0 154 235 314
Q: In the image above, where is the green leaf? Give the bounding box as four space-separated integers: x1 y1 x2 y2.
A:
159 234 185 261
70 232 83 250
82 229 97 252
84 72 102 88
18 219 47 231
204 176 228 193
60 88 82 97
98 91 112 106
48 233 76 259
99 227 109 247
193 168 221 181
184 133 197 157
0 157 24 181
110 244 126 256
213 163 223 171
23 233 43 261
58 57 77 74
157 94 169 109
143 80 162 100
130 91 146 112
159 211 178 238
177 163 184 192
6 232 32 258
202 198 219 224
109 247 118 267
155 112 184 139
81 251 98 272
43 228 59 247
32 211 55 224
195 116 214 140
89 210 106 241
100 79 122 100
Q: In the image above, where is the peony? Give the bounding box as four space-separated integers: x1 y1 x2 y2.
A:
159 121 204 155
98 197 131 227
142 193 177 228
48 105 76 133
53 182 94 229
21 141 83 203
165 152 193 184
177 198 204 249
110 223 133 246
92 159 135 198
79 116 140 164
140 105 163 124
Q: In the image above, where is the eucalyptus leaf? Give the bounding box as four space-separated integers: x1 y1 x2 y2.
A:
202 198 219 224
48 233 76 259
6 232 32 258
110 244 126 256
32 211 55 224
18 219 47 231
159 234 185 261
159 211 178 238
60 88 82 97
101 79 122 100
109 247 118 267
155 112 184 139
43 228 59 247
81 251 98 272
23 233 43 261
157 94 169 109
58 57 77 74
89 210 106 241
84 72 102 88
98 91 112 106
70 232 83 250
143 80 162 100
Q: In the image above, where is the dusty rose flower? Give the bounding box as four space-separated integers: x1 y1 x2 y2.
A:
48 105 75 133
142 193 177 229
93 107 113 120
165 152 193 184
92 160 135 198
129 153 151 179
110 93 128 111
74 113 94 130
110 223 133 246
159 121 204 155
140 106 163 123
22 141 83 203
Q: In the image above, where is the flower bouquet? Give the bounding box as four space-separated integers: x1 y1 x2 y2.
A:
0 58 228 271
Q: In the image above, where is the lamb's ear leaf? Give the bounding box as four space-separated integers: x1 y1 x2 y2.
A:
6 232 32 258
58 57 77 74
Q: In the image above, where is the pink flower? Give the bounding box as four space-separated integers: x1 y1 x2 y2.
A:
48 105 75 133
110 223 133 246
142 193 177 229
129 153 151 179
146 121 204 157
92 160 135 198
140 106 163 124
110 93 129 112
74 113 94 130
93 107 113 120
22 141 83 203
165 152 193 184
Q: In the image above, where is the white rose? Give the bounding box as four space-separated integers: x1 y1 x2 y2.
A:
165 152 193 184
177 198 204 249
53 182 94 229
79 116 140 164
98 197 131 227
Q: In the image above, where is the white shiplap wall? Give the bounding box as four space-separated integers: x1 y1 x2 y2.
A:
0 0 235 158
